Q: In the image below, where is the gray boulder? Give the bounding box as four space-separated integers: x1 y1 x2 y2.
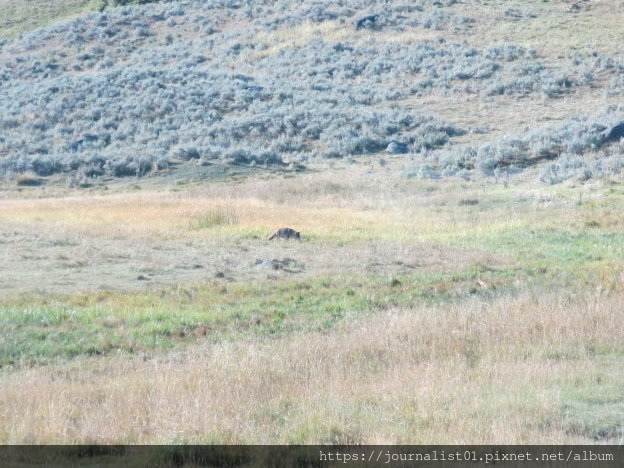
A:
386 141 408 154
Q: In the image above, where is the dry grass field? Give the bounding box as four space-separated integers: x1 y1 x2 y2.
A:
2 292 622 444
1 162 623 444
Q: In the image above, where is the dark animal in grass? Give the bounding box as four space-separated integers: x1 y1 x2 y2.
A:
268 228 300 240
600 121 624 144
568 0 591 12
354 15 379 30
67 134 99 152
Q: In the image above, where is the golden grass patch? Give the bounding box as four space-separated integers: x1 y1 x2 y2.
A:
0 167 617 245
249 20 349 59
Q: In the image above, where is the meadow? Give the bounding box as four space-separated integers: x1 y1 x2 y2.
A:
1 163 623 444
0 0 622 446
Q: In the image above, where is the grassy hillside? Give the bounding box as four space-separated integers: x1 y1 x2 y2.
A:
0 0 622 446
0 0 162 38
1 0 623 187
0 0 98 38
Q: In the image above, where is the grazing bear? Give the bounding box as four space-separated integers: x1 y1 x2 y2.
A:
354 15 379 30
268 228 301 240
600 121 624 143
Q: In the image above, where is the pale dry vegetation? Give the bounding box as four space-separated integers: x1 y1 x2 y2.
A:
1 290 621 444
1 164 624 295
0 165 611 239
439 0 624 57
0 168 512 295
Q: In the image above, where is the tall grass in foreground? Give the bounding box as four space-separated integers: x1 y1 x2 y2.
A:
1 290 621 444
188 206 239 229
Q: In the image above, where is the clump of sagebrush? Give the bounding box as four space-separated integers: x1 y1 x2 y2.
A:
501 7 537 19
0 0 621 182
430 106 624 183
604 75 624 97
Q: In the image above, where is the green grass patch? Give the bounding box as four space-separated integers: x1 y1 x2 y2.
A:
0 266 525 367
446 227 624 271
560 359 624 442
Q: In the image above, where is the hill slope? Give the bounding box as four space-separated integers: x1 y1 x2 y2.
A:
1 0 623 187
